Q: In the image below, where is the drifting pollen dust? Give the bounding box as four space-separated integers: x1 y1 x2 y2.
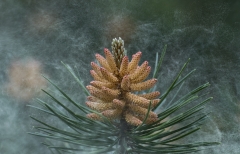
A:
86 37 160 126
5 58 47 102
28 10 57 33
104 15 136 44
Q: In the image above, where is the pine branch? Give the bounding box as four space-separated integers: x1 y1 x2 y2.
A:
29 38 219 153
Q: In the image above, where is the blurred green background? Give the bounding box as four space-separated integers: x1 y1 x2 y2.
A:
0 0 239 153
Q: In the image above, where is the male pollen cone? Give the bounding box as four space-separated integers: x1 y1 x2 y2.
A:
86 37 160 126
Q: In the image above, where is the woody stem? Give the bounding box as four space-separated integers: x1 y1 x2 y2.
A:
119 118 129 153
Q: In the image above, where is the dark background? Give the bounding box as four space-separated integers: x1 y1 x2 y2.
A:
0 0 240 153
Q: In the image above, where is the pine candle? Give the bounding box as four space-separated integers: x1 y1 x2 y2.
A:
86 38 160 126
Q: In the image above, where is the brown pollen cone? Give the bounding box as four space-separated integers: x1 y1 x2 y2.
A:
86 37 160 126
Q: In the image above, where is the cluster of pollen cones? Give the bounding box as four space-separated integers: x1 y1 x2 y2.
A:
86 38 160 126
